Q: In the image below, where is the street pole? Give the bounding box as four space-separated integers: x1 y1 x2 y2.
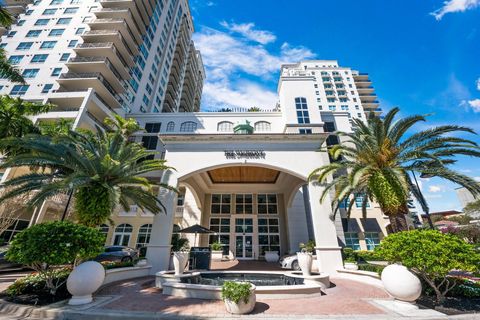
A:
60 189 73 221
411 170 435 229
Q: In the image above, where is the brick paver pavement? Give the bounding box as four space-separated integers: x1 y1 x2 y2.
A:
97 276 390 316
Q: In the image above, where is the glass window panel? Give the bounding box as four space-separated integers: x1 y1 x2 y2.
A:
258 226 268 233
235 226 243 233
267 195 277 203
258 218 267 225
210 218 219 225
245 226 253 233
269 226 279 233
245 195 252 203
268 205 277 214
210 225 220 232
258 205 267 214
245 205 253 214
257 195 266 203
211 194 220 203
270 235 280 245
220 226 230 233
211 205 220 214
259 235 269 245
222 205 230 213
245 219 253 225
236 205 243 214
220 218 230 225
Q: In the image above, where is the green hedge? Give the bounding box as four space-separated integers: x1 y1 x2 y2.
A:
6 268 71 298
357 263 385 275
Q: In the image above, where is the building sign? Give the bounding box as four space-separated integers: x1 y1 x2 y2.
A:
224 150 266 159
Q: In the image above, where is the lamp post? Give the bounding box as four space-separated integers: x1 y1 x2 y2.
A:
411 170 435 229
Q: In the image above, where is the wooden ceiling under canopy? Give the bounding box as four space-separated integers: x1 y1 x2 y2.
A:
207 166 280 184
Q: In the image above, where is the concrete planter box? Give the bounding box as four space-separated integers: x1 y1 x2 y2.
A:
211 250 223 261
103 265 152 285
224 285 256 315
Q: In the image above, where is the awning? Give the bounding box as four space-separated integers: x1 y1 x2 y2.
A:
342 218 361 232
360 218 382 233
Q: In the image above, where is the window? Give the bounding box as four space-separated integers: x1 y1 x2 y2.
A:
64 7 78 14
145 122 161 133
57 18 72 25
141 136 158 150
180 121 197 132
35 19 50 25
235 194 253 214
10 85 29 95
22 69 39 78
254 121 271 132
75 27 85 35
235 218 253 233
328 105 336 111
136 224 152 248
364 232 380 251
344 232 360 250
68 40 78 48
295 97 310 124
355 194 370 208
299 128 312 134
50 0 64 4
166 121 175 132
8 55 24 64
43 8 57 15
341 105 349 111
48 28 65 36
16 42 33 50
18 20 25 26
51 67 62 76
40 41 57 49
324 122 336 133
60 53 70 62
42 83 53 93
209 218 230 254
258 218 280 256
0 219 29 243
7 31 16 37
211 194 231 214
217 121 233 132
26 30 42 37
112 224 133 246
257 194 278 214
98 224 109 239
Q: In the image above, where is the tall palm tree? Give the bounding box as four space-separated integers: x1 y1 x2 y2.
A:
0 95 53 154
0 6 24 83
309 108 480 233
0 123 175 227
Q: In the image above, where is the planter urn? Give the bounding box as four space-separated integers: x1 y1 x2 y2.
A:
344 262 359 270
381 264 422 302
173 251 189 275
224 285 256 314
296 252 313 276
211 250 223 261
264 251 279 263
67 261 105 305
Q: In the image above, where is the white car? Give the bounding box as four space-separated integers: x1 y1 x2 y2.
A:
279 254 317 270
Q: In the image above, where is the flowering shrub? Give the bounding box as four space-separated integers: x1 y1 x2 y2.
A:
100 260 135 270
6 268 71 298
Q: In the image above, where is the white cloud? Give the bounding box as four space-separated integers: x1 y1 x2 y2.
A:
220 21 276 45
431 0 480 20
467 99 480 112
477 78 480 90
193 23 316 110
475 177 480 181
429 185 443 193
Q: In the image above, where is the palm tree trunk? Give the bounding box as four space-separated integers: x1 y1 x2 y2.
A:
388 213 409 233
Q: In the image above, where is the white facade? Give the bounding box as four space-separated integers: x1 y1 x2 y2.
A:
456 187 479 217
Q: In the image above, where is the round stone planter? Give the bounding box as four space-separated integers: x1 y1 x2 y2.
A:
264 251 279 263
381 264 422 302
344 262 359 270
173 251 189 275
67 261 105 305
211 250 223 261
224 285 256 314
296 252 313 276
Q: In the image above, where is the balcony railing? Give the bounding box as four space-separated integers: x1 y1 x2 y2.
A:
59 72 120 101
76 42 130 67
68 56 123 80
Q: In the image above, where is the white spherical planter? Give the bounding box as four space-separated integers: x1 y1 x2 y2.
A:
381 264 422 302
224 285 256 314
296 252 313 276
264 251 279 263
67 261 105 305
173 251 189 275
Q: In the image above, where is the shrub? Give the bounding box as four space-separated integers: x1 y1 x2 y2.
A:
221 281 253 304
299 240 316 253
342 248 357 262
6 221 104 295
378 229 480 305
210 241 222 251
356 250 384 261
100 260 135 270
6 268 71 298
171 233 189 252
357 263 386 275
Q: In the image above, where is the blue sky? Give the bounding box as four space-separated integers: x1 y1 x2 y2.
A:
189 0 480 212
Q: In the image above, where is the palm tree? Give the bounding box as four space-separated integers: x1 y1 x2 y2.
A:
309 108 480 233
0 6 24 83
0 122 175 227
0 96 53 154
464 199 480 215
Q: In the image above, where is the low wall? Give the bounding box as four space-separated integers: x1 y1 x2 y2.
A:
336 268 384 288
103 265 152 285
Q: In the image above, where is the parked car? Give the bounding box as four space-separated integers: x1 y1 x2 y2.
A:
0 249 24 271
94 246 138 263
279 254 317 271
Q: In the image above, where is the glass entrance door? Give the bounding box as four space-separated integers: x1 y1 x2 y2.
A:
235 234 253 259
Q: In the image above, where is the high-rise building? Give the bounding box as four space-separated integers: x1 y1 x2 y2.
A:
0 0 204 242
0 0 204 130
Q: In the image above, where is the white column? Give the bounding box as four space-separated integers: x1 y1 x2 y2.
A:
146 169 178 274
307 182 343 275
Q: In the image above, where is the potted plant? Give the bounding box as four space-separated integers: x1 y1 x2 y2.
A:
210 241 223 261
221 281 256 314
342 248 359 270
297 240 315 276
171 234 190 275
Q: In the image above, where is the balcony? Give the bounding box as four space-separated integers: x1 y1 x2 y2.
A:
175 206 184 218
359 94 378 102
57 72 121 109
100 0 150 27
74 42 134 68
66 56 126 92
89 18 141 49
4 5 26 15
82 30 138 58
93 7 145 37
